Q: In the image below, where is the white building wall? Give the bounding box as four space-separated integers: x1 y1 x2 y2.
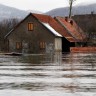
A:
55 38 62 52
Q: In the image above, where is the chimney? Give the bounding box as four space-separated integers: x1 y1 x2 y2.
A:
69 20 73 25
65 17 68 22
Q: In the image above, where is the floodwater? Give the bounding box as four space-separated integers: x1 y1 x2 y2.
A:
0 53 96 96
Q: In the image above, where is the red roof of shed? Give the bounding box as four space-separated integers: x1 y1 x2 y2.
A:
55 16 86 42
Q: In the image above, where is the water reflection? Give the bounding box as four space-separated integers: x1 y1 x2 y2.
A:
0 53 96 96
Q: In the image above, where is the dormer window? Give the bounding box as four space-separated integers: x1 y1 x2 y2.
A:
28 23 33 31
65 17 68 22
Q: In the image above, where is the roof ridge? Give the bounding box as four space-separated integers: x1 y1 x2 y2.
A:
32 13 50 17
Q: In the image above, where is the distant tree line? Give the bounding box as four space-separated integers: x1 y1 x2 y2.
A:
73 14 96 46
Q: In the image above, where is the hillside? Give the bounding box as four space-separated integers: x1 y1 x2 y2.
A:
0 3 96 19
46 3 96 16
0 4 28 20
0 4 42 20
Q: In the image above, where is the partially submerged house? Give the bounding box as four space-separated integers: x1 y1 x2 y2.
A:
5 13 63 54
5 13 86 54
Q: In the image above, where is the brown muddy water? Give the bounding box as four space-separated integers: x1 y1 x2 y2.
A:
0 53 96 96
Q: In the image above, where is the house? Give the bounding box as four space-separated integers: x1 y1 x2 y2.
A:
5 13 63 54
5 13 86 54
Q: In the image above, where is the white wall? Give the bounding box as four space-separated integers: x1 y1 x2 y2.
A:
55 38 62 52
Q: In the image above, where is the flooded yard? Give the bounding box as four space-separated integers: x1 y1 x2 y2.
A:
0 53 96 96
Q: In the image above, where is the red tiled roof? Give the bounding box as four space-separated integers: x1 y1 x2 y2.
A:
55 16 86 42
32 13 76 42
5 13 78 42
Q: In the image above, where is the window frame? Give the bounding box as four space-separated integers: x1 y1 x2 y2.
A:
16 42 22 49
39 42 46 49
28 23 34 31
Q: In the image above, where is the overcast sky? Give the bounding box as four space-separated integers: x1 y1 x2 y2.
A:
0 0 96 12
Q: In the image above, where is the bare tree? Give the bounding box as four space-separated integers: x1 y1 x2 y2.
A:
69 0 76 18
0 18 19 51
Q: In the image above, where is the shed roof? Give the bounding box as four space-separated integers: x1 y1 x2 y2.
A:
55 16 86 42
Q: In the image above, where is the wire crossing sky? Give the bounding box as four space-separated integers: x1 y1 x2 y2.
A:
0 0 96 12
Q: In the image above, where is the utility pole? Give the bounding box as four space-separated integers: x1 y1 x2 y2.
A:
69 0 76 18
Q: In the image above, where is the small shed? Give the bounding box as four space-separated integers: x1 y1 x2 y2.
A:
54 16 86 52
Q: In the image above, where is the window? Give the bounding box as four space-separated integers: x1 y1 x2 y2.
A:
40 42 46 49
16 42 22 49
28 23 33 31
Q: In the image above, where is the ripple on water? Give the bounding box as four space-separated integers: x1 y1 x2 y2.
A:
0 53 96 96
